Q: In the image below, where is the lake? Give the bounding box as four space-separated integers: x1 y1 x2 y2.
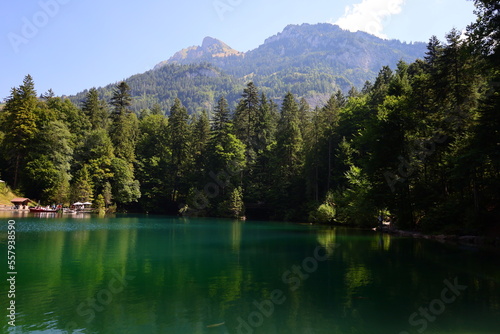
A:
0 213 499 333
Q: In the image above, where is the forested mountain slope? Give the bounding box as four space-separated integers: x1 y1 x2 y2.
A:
71 23 426 113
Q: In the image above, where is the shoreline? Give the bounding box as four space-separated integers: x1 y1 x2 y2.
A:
0 205 29 212
375 225 500 250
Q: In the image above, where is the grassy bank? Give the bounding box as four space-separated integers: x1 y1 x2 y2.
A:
0 182 18 206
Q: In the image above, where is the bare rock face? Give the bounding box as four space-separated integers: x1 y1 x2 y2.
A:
154 37 243 70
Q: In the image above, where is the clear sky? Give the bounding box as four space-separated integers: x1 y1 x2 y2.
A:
0 0 477 100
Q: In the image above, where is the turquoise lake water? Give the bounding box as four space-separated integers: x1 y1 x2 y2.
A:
0 213 499 333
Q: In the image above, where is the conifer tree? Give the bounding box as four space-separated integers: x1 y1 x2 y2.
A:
271 92 305 219
1 75 39 188
71 165 94 203
109 82 138 163
167 98 192 202
212 96 231 135
82 88 108 130
234 82 260 162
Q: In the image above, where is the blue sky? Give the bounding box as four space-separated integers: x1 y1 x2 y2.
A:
0 0 477 99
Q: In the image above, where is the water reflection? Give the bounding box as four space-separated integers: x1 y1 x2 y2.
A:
316 228 337 258
230 220 242 254
371 232 391 251
0 210 93 219
0 210 31 218
0 216 498 333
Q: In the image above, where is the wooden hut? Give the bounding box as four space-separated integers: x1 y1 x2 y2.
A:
11 198 32 209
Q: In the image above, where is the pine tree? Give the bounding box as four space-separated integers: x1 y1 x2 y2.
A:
424 35 444 68
135 112 170 212
369 66 394 107
150 103 164 116
71 165 94 203
234 82 260 162
82 88 108 130
468 0 500 65
109 82 139 163
1 75 40 188
271 92 305 219
218 187 245 218
212 96 231 135
110 81 132 117
167 98 192 202
256 93 277 152
193 111 210 152
276 92 303 176
247 93 278 202
298 97 311 137
192 110 211 181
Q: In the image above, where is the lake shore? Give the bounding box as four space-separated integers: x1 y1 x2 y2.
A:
376 225 500 250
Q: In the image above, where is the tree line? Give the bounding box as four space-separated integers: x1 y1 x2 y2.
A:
0 0 498 233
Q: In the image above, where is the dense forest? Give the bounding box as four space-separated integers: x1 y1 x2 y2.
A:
0 0 498 235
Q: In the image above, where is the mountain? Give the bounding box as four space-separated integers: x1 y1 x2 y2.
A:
155 24 426 86
71 23 427 113
154 36 243 70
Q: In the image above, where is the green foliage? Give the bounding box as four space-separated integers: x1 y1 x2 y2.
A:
218 187 245 218
269 92 305 219
167 98 192 202
309 203 336 224
276 92 303 175
1 6 499 230
234 82 260 163
109 82 139 163
192 110 210 160
309 192 336 224
71 63 244 115
110 81 132 117
135 113 170 212
24 155 64 203
212 96 231 134
94 194 105 212
334 166 377 227
71 165 94 203
82 88 108 130
1 75 40 188
110 158 141 204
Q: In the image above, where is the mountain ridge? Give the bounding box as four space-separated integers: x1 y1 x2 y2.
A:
154 23 425 77
71 23 428 113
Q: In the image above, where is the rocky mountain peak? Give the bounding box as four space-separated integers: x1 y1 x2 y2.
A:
154 37 243 70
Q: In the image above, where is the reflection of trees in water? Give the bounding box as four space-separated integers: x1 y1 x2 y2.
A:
6 219 500 333
369 232 392 251
4 220 140 332
316 227 337 258
231 220 242 254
